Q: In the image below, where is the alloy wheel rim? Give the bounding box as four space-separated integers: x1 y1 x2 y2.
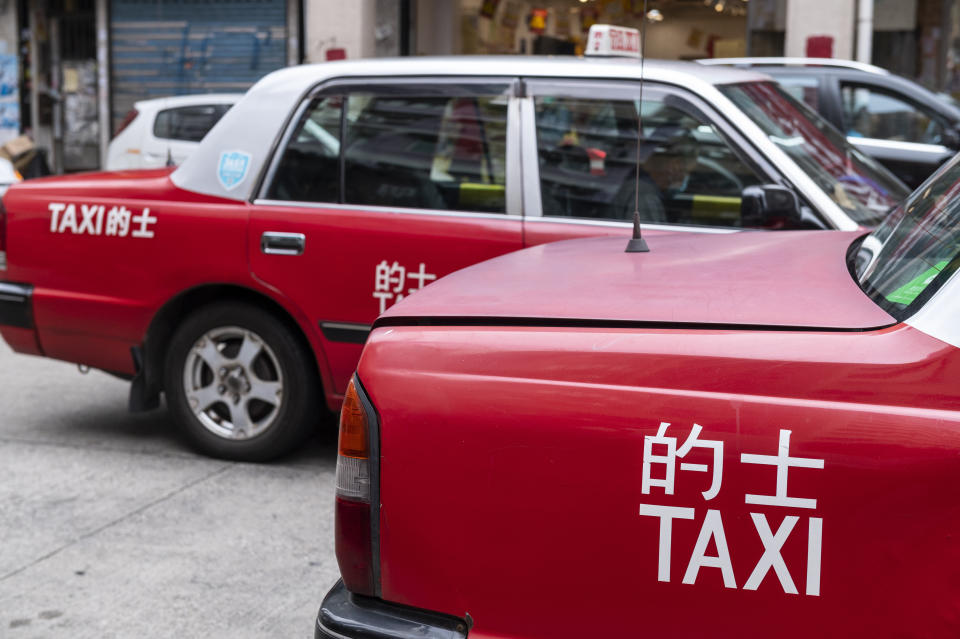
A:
182 326 284 440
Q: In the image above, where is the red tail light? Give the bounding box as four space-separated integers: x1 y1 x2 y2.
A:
335 376 380 596
114 108 139 138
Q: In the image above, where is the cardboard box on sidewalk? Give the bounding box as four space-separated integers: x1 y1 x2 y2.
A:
0 135 35 162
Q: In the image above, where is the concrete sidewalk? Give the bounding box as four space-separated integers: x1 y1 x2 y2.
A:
0 340 339 638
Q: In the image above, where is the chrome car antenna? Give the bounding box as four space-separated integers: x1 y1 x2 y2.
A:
625 0 651 253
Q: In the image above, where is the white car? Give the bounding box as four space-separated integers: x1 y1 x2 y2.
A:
106 94 242 170
0 156 20 198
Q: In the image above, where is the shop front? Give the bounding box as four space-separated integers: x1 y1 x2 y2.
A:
451 0 749 59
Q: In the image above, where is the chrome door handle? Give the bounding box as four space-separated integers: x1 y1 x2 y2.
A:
261 232 305 256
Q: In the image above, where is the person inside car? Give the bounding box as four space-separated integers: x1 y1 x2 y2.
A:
636 124 701 222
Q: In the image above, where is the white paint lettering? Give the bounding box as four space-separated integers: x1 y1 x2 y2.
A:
643 423 724 500
48 202 66 232
638 423 825 598
682 509 736 588
638 504 695 583
741 429 825 509
58 204 78 234
78 204 99 235
806 517 822 596
642 423 678 495
105 206 131 237
131 208 157 239
744 513 799 594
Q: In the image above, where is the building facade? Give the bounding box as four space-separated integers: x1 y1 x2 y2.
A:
0 0 958 173
3 0 301 172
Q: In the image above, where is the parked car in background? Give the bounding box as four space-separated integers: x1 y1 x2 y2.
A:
700 57 960 188
320 152 960 639
105 94 241 170
0 50 910 461
0 156 20 199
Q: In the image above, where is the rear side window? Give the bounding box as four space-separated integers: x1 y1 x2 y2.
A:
267 95 343 203
153 104 231 142
266 84 510 213
343 93 507 212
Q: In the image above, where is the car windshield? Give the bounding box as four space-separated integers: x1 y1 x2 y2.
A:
855 155 960 320
720 82 909 227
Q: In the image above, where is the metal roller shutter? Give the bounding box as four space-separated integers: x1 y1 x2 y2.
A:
110 0 288 131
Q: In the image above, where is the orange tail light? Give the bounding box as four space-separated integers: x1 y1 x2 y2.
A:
335 376 379 596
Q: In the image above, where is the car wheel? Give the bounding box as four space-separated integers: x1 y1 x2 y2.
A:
164 302 319 461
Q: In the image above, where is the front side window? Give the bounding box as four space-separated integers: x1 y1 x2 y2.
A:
153 104 231 142
841 84 946 145
534 92 765 227
721 82 909 227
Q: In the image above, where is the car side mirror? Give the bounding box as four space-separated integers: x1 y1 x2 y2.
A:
741 185 802 229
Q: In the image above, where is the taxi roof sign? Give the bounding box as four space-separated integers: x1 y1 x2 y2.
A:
585 24 642 59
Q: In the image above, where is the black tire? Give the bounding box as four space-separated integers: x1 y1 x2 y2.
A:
164 302 320 462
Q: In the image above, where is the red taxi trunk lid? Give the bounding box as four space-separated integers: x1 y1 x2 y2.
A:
381 230 895 330
360 230 951 637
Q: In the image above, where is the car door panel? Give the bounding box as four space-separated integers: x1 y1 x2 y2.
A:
249 80 522 408
249 205 522 403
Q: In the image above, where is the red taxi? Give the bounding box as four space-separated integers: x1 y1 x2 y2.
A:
0 51 907 460
320 156 960 637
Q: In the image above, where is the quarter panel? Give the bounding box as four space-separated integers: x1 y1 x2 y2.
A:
2 176 254 374
361 324 960 638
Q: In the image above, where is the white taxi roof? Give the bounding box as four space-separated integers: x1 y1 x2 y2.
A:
698 57 890 75
171 56 771 202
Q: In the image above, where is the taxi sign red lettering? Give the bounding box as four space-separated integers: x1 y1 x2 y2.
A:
585 24 642 58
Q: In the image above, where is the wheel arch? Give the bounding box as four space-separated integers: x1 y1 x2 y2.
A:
131 283 328 413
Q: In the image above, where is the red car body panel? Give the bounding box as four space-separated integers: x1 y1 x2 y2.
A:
0 171 684 409
1 171 255 374
359 325 960 638
247 203 526 398
351 231 958 637
381 231 894 329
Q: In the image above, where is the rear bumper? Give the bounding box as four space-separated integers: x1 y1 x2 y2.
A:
315 580 468 639
0 282 33 329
